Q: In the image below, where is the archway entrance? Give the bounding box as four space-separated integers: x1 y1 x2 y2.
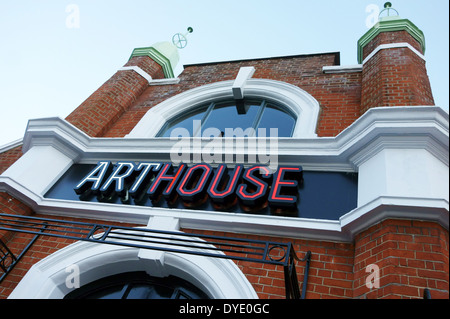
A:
8 238 258 299
64 271 209 299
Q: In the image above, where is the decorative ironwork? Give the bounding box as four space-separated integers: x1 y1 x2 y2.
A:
0 239 16 276
172 27 193 49
0 212 310 299
379 2 400 19
0 223 46 283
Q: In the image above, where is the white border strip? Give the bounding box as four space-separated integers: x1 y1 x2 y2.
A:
322 65 362 74
118 66 180 85
362 42 426 65
0 138 23 154
118 66 153 84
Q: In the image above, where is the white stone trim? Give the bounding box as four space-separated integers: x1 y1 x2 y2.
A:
118 66 180 85
126 79 321 138
232 66 256 99
340 196 449 238
149 77 180 85
18 106 447 171
0 138 23 154
119 66 153 84
322 65 362 74
2 145 74 196
362 42 426 65
8 232 257 299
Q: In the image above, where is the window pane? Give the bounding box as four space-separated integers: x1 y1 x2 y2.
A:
125 284 173 299
257 104 295 137
159 107 206 137
158 99 297 138
202 102 260 137
65 272 210 299
125 285 155 299
85 285 125 299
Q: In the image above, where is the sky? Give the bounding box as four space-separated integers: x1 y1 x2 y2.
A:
0 0 448 147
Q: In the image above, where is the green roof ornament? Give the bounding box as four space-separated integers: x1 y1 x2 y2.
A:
172 27 194 49
357 2 426 63
129 27 193 78
378 2 400 20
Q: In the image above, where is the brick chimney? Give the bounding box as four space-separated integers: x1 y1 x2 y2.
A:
65 42 179 137
358 3 434 115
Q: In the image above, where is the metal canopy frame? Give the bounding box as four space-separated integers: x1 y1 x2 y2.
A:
0 212 311 299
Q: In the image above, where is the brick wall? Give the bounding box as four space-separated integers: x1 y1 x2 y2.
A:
353 219 449 299
361 31 423 60
102 54 362 138
0 193 33 243
65 56 165 137
0 145 23 175
361 31 434 113
184 219 449 299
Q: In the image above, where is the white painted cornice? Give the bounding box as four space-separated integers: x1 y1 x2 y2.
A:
1 176 447 242
21 106 449 170
0 138 23 154
1 105 447 242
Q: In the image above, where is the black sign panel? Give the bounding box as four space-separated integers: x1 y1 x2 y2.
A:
45 162 358 220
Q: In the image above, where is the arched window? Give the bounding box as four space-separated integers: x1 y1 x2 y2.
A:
127 79 320 138
157 98 296 138
64 271 209 299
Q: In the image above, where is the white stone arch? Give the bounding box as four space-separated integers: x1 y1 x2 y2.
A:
127 79 320 138
8 236 258 299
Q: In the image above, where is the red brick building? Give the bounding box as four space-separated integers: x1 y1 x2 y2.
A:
0 5 448 300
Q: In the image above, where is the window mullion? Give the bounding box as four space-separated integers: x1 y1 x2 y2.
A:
251 100 266 137
193 102 214 137
120 283 132 299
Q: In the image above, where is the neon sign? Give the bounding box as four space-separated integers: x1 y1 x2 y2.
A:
74 161 303 212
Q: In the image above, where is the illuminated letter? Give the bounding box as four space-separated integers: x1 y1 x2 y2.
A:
74 161 111 195
100 162 135 196
237 165 272 207
177 163 213 203
148 163 186 203
268 166 303 209
129 162 161 203
208 164 243 204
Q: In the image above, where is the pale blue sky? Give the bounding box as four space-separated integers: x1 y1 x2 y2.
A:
0 0 448 146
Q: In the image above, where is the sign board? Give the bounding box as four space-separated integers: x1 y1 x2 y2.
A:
45 161 358 220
